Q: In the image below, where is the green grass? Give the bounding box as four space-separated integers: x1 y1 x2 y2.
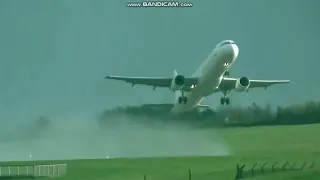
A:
2 124 320 180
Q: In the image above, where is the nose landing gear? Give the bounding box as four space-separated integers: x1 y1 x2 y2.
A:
223 62 230 76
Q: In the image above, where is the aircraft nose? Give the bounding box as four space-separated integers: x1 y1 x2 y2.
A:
221 43 239 59
230 44 239 58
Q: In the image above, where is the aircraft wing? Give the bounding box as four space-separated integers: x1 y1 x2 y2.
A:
218 77 290 91
105 76 199 89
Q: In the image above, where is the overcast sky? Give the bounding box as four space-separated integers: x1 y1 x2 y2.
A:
0 0 319 122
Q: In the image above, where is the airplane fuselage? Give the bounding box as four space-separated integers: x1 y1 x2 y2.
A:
105 40 290 114
171 40 239 114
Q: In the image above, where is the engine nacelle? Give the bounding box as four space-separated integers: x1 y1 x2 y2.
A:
235 77 250 92
170 74 185 91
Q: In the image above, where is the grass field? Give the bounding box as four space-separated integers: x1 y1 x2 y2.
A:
2 124 320 180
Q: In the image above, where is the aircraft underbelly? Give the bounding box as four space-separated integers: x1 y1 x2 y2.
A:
198 56 226 96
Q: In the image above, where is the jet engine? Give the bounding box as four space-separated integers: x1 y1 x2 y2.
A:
234 77 250 92
170 74 185 91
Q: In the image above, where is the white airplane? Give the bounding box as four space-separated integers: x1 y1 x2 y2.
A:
105 40 290 114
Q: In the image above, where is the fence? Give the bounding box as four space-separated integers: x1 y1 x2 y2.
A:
0 164 67 178
235 161 315 179
140 161 315 180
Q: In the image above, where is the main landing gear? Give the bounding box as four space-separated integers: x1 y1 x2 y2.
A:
223 62 230 77
178 91 188 104
220 90 230 105
220 97 230 105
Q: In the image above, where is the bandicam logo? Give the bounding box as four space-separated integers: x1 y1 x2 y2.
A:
127 1 193 8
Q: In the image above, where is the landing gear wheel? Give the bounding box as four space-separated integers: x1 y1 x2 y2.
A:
220 97 225 105
225 98 230 105
178 96 188 104
183 97 188 104
177 90 188 104
220 97 230 105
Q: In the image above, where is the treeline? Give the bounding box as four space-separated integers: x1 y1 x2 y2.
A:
99 101 320 128
209 101 320 127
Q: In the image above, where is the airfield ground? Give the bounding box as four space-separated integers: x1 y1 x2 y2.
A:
2 124 320 180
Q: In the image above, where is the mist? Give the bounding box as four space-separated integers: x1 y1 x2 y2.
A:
0 109 231 162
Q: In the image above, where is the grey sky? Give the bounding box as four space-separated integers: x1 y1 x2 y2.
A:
0 0 319 122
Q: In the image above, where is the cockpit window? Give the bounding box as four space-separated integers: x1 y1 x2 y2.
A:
219 41 235 47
